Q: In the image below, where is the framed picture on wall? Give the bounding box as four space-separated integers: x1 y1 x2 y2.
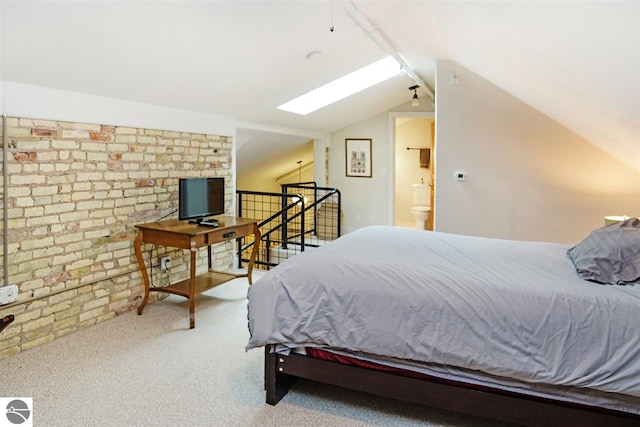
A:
345 138 372 178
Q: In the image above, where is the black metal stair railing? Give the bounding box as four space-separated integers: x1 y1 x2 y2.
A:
236 183 341 270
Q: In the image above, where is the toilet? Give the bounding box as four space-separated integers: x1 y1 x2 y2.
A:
411 183 431 229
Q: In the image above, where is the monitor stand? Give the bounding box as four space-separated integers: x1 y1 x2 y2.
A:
189 218 219 227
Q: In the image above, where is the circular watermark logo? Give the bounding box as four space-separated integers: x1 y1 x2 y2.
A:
5 399 30 425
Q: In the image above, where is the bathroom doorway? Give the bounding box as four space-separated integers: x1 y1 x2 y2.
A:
391 113 435 230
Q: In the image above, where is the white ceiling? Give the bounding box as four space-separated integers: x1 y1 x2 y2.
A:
2 1 639 173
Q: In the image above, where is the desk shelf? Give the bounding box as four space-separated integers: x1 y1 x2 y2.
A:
152 270 245 298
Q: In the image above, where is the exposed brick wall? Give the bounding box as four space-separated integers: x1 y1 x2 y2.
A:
0 117 233 359
0 117 4 295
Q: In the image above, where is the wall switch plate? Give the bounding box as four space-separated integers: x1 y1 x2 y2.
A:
0 284 18 305
160 256 171 270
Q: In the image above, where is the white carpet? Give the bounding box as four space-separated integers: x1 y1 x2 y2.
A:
0 275 514 426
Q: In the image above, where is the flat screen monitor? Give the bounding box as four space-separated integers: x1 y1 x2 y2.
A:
178 177 225 224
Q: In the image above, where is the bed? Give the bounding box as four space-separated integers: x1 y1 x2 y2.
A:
246 220 640 426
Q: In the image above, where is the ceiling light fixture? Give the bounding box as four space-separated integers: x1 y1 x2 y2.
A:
277 55 400 116
409 85 420 107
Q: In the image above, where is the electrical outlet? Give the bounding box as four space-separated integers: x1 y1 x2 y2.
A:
0 284 18 305
160 256 171 270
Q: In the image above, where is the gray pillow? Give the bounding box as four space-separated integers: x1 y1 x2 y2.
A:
567 217 640 285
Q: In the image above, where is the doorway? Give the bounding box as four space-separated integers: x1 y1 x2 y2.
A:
389 113 435 230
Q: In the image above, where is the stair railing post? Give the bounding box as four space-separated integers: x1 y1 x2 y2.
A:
281 193 288 250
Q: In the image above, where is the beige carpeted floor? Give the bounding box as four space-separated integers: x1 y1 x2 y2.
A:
0 274 515 426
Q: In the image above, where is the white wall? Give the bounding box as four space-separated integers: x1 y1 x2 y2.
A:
237 153 314 194
328 96 436 234
435 60 640 244
313 137 329 187
329 113 390 234
2 81 236 136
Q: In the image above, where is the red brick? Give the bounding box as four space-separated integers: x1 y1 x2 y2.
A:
13 152 37 161
90 132 113 141
136 179 156 187
31 128 57 137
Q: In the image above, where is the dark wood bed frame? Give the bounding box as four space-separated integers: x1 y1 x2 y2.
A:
264 344 640 427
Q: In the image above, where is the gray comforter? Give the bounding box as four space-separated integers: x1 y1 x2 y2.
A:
246 226 640 397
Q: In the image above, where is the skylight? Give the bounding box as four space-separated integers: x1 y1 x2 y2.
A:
277 56 400 115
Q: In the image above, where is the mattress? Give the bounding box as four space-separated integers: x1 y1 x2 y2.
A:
247 226 640 402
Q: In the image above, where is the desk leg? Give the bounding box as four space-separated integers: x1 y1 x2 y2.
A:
134 231 150 315
247 224 261 285
188 247 197 329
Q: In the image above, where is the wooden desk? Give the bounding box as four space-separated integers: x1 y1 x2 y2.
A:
134 216 260 328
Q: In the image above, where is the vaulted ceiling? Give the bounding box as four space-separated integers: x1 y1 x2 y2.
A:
2 1 638 173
